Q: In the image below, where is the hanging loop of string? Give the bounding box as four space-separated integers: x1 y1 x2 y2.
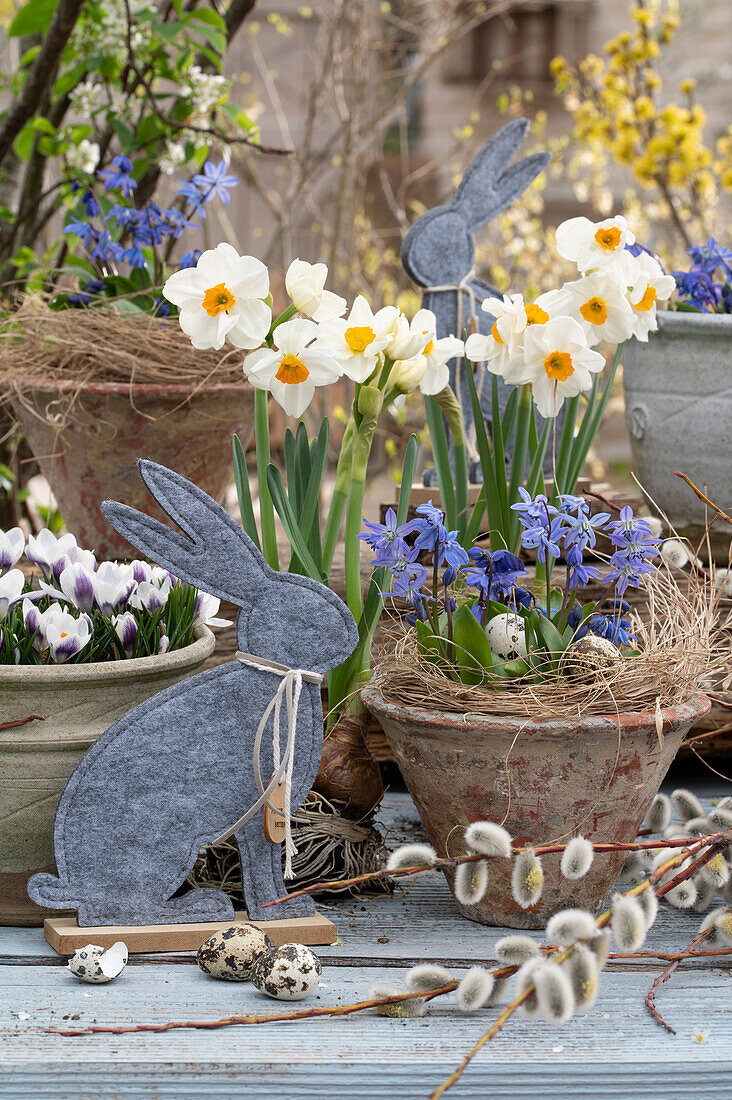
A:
421 268 486 465
210 652 323 880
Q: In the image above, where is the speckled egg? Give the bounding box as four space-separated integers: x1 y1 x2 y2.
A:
197 924 271 981
251 943 322 1001
484 613 527 661
563 634 621 681
67 941 128 983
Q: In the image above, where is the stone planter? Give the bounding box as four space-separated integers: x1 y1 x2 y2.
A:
623 312 732 553
0 628 215 926
10 379 255 559
361 685 710 928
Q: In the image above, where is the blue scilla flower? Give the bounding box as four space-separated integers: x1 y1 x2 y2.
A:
557 493 590 518
519 514 565 565
685 238 732 276
153 297 171 317
107 203 139 230
177 181 207 218
121 240 147 270
98 155 137 196
164 207 193 240
563 509 611 552
63 217 97 249
179 249 203 270
90 230 123 264
402 501 446 554
463 547 526 599
359 508 406 554
390 567 430 623
511 486 558 528
436 530 469 571
603 550 656 596
565 543 601 590
192 160 239 205
589 612 635 647
81 189 100 216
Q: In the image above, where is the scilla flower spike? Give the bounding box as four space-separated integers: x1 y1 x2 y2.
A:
533 962 576 1025
565 945 600 1011
611 894 648 951
405 965 453 992
454 860 489 907
546 909 598 946
511 848 544 908
386 843 438 872
671 787 705 822
494 934 541 966
464 821 512 858
560 837 594 880
456 968 495 1013
645 792 672 832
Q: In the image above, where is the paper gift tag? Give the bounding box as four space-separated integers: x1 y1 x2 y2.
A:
263 781 287 843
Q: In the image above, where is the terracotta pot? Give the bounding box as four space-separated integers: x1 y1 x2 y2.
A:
361 685 710 928
10 379 255 559
0 628 214 926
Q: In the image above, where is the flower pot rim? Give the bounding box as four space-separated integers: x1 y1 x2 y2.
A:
656 310 732 336
0 626 215 684
9 377 252 398
361 683 710 734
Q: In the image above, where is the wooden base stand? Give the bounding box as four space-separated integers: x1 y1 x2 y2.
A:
43 910 336 956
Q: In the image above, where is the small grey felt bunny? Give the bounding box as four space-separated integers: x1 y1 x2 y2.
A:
28 461 358 927
401 118 553 482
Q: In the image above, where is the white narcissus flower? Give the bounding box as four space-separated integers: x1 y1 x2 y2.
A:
466 293 527 379
563 271 636 346
285 258 346 322
243 317 342 418
0 569 25 619
406 309 464 396
555 215 635 273
519 316 606 419
618 250 676 342
163 243 272 351
0 527 24 572
43 606 92 663
384 312 430 362
316 295 398 383
386 354 427 394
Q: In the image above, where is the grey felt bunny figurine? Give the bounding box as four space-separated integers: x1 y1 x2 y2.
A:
28 461 358 927
401 118 552 482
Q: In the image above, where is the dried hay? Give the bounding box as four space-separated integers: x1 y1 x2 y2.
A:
371 562 730 721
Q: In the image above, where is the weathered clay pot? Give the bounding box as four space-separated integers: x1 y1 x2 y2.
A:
362 685 710 928
10 379 255 559
0 628 214 926
623 312 732 555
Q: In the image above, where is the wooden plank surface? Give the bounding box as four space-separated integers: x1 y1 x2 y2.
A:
1 790 730 1099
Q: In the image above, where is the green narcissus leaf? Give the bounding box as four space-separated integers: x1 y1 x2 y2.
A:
452 604 494 685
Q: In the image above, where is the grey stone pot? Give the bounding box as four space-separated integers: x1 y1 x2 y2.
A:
623 312 732 552
0 628 215 925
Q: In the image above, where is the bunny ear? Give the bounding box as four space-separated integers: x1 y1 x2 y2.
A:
450 119 550 230
102 460 268 605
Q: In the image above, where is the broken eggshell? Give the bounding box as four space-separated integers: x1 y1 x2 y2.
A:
251 943 322 1001
197 923 271 981
67 941 128 983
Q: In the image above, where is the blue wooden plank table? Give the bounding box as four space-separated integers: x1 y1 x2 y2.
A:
1 788 730 1099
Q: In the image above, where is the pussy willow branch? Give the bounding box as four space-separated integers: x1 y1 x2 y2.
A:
0 715 43 730
674 473 732 526
431 838 718 1099
262 833 730 907
645 925 715 1034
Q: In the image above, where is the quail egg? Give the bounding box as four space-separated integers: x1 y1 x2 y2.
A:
197 924 271 981
251 943 322 1001
563 635 621 681
484 613 527 661
67 941 128 983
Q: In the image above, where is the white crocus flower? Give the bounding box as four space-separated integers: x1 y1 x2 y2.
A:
384 312 430 362
555 215 635 273
518 316 606 419
618 250 676 342
129 577 171 612
0 569 25 619
163 243 272 351
244 317 342 418
113 611 138 656
26 530 78 577
58 562 96 613
92 561 136 616
563 271 636 346
285 259 346 322
0 527 24 572
43 606 92 663
194 592 231 629
316 295 398 383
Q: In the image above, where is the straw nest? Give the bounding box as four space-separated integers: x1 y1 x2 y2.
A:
371 563 730 721
186 790 391 901
0 296 246 418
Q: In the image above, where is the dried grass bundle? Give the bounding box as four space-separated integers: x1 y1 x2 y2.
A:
0 296 245 414
372 563 729 721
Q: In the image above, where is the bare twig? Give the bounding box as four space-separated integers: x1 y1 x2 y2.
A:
0 715 44 730
674 473 732 526
645 925 714 1034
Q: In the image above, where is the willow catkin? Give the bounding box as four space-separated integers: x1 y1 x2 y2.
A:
511 849 544 908
454 860 489 906
546 909 598 946
709 805 732 829
369 984 426 1018
456 968 495 1013
532 962 576 1025
485 974 510 1007
386 844 437 871
671 788 705 823
560 837 594 880
700 851 730 888
684 816 711 837
645 792 672 832
405 964 452 992
692 875 716 913
636 885 659 929
610 894 647 950
515 960 542 1019
587 928 611 968
464 821 512 858
565 944 600 1011
494 934 541 966
665 879 698 910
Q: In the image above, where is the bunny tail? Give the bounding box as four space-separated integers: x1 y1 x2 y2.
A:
26 871 75 909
